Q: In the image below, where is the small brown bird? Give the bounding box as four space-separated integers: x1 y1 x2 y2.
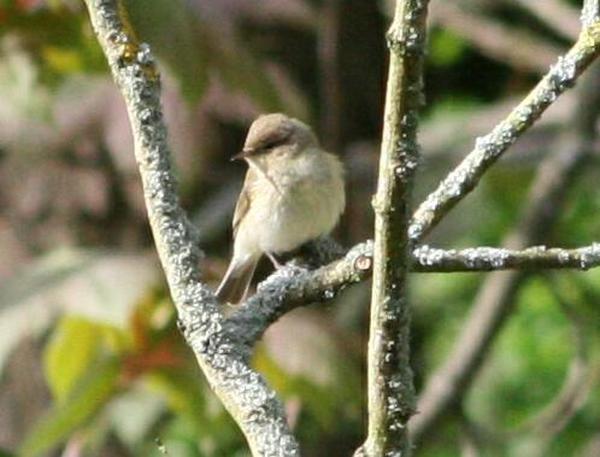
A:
215 113 346 304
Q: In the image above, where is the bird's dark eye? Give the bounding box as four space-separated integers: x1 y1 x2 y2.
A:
261 140 280 150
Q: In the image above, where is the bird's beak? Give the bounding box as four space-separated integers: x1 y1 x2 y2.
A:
231 147 256 161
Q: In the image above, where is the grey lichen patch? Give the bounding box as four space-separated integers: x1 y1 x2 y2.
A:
577 242 600 270
412 245 446 267
226 240 376 349
386 0 428 56
412 244 600 272
581 0 600 28
546 55 578 95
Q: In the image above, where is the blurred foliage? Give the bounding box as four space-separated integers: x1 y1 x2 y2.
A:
1 0 600 456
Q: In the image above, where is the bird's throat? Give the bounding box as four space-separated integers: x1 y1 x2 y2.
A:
246 158 284 196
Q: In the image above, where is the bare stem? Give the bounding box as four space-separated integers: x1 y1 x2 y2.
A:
82 1 299 455
431 3 563 74
355 1 429 455
318 0 342 152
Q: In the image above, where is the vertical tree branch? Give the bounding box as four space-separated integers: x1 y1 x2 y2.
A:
357 1 429 455
83 1 299 455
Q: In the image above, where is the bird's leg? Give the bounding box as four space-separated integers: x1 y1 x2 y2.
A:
266 252 285 269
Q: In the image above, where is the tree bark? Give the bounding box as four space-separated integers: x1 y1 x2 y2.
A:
356 1 430 455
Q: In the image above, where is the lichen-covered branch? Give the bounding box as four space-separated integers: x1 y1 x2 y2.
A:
354 1 429 455
83 1 299 455
583 0 600 28
408 18 600 243
229 240 600 349
413 244 600 272
226 241 373 348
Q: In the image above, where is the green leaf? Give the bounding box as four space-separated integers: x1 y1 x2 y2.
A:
429 28 466 67
19 358 121 457
43 316 103 402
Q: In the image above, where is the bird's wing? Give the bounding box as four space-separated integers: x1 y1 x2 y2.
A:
232 169 257 238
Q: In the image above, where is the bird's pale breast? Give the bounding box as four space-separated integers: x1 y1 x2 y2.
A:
235 151 344 255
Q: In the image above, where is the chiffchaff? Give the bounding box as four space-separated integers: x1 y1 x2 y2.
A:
216 113 346 304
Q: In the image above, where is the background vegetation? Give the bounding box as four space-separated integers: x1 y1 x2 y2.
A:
1 0 599 456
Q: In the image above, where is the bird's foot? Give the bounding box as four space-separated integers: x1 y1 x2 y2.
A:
266 252 285 269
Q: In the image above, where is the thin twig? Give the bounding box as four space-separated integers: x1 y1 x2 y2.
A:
412 244 600 272
454 277 594 457
459 411 483 457
510 277 592 453
409 20 600 243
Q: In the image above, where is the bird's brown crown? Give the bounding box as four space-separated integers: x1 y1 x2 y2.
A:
241 113 318 157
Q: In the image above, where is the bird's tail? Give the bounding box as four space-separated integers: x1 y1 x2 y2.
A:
215 255 259 305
